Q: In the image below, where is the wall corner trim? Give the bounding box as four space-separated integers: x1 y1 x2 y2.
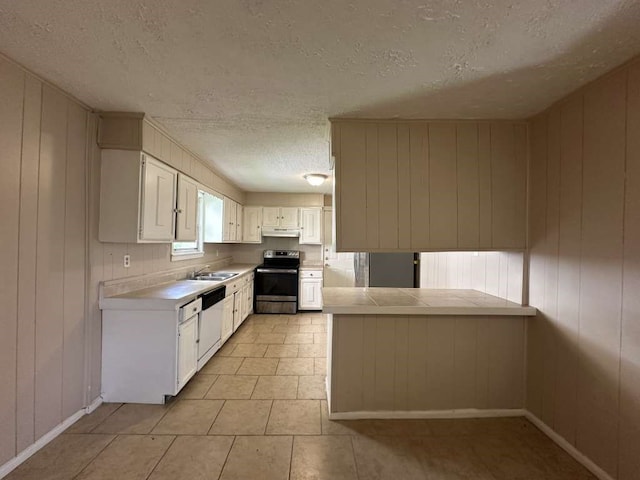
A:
523 411 615 480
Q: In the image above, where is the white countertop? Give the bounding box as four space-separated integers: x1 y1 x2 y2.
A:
299 263 324 271
322 288 537 316
100 264 258 311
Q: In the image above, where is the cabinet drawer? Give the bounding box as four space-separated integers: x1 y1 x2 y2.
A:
300 270 323 279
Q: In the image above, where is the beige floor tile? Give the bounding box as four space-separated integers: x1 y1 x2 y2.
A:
75 434 174 480
425 418 479 436
200 356 244 375
265 344 299 358
152 400 224 435
470 435 568 480
229 343 268 357
209 400 273 435
266 400 321 435
298 376 327 399
290 436 358 480
298 343 327 358
277 357 315 375
250 324 276 333
220 436 293 480
177 374 218 399
352 435 425 480
226 331 258 344
299 324 326 333
366 419 432 436
320 400 377 436
416 436 503 479
254 333 286 344
273 324 300 334
314 357 327 375
65 403 122 434
237 357 279 375
214 341 237 357
5 434 114 480
92 403 172 434
205 375 258 399
148 436 233 480
252 376 299 399
314 333 327 344
285 333 314 344
311 316 327 325
288 316 312 325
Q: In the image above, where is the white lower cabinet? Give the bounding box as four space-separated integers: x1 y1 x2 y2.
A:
221 295 234 343
177 316 198 390
233 291 243 330
299 270 323 310
101 297 202 404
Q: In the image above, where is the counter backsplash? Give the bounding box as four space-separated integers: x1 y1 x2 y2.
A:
101 256 233 298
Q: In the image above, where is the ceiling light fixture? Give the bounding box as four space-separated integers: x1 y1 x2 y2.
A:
304 173 328 186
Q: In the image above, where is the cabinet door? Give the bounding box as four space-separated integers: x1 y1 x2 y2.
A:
140 156 177 241
223 196 237 242
233 292 243 331
246 282 254 315
299 278 323 310
241 284 251 321
300 208 322 244
236 205 243 242
262 207 280 227
177 316 198 390
221 296 234 342
280 207 299 227
175 174 199 241
242 206 263 243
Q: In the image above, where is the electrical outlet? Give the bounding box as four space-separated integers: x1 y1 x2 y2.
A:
124 254 131 268
216 249 219 257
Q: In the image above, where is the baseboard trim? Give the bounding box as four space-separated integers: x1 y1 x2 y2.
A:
523 411 614 480
85 396 103 414
328 408 526 420
0 397 102 479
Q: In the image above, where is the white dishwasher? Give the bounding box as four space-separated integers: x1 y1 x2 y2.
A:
197 285 226 369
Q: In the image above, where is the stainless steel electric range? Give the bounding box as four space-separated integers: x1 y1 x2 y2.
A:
254 250 300 314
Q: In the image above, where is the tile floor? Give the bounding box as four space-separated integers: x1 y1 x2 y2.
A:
6 313 596 480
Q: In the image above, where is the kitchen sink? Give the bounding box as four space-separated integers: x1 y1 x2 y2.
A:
193 272 239 281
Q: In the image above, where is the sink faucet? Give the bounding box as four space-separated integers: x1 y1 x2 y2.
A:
189 264 210 279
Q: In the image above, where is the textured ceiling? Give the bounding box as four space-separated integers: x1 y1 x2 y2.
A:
1 1 640 193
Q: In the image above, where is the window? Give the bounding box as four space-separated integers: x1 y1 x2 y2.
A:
171 191 205 260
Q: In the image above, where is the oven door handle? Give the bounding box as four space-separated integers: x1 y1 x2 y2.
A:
256 268 298 274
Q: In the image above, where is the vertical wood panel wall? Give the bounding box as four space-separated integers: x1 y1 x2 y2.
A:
527 59 640 479
332 120 527 252
329 315 526 414
420 251 524 304
0 56 89 464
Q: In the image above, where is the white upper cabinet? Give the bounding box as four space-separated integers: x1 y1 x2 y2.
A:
299 207 323 244
243 206 263 243
175 173 199 242
100 150 178 243
140 156 178 241
280 207 299 227
262 207 299 228
223 196 239 242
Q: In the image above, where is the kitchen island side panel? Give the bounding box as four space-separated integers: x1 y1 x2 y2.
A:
329 314 526 414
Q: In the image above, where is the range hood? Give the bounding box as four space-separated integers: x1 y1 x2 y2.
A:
261 227 301 238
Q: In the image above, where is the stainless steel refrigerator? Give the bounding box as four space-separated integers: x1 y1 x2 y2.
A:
353 252 418 287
